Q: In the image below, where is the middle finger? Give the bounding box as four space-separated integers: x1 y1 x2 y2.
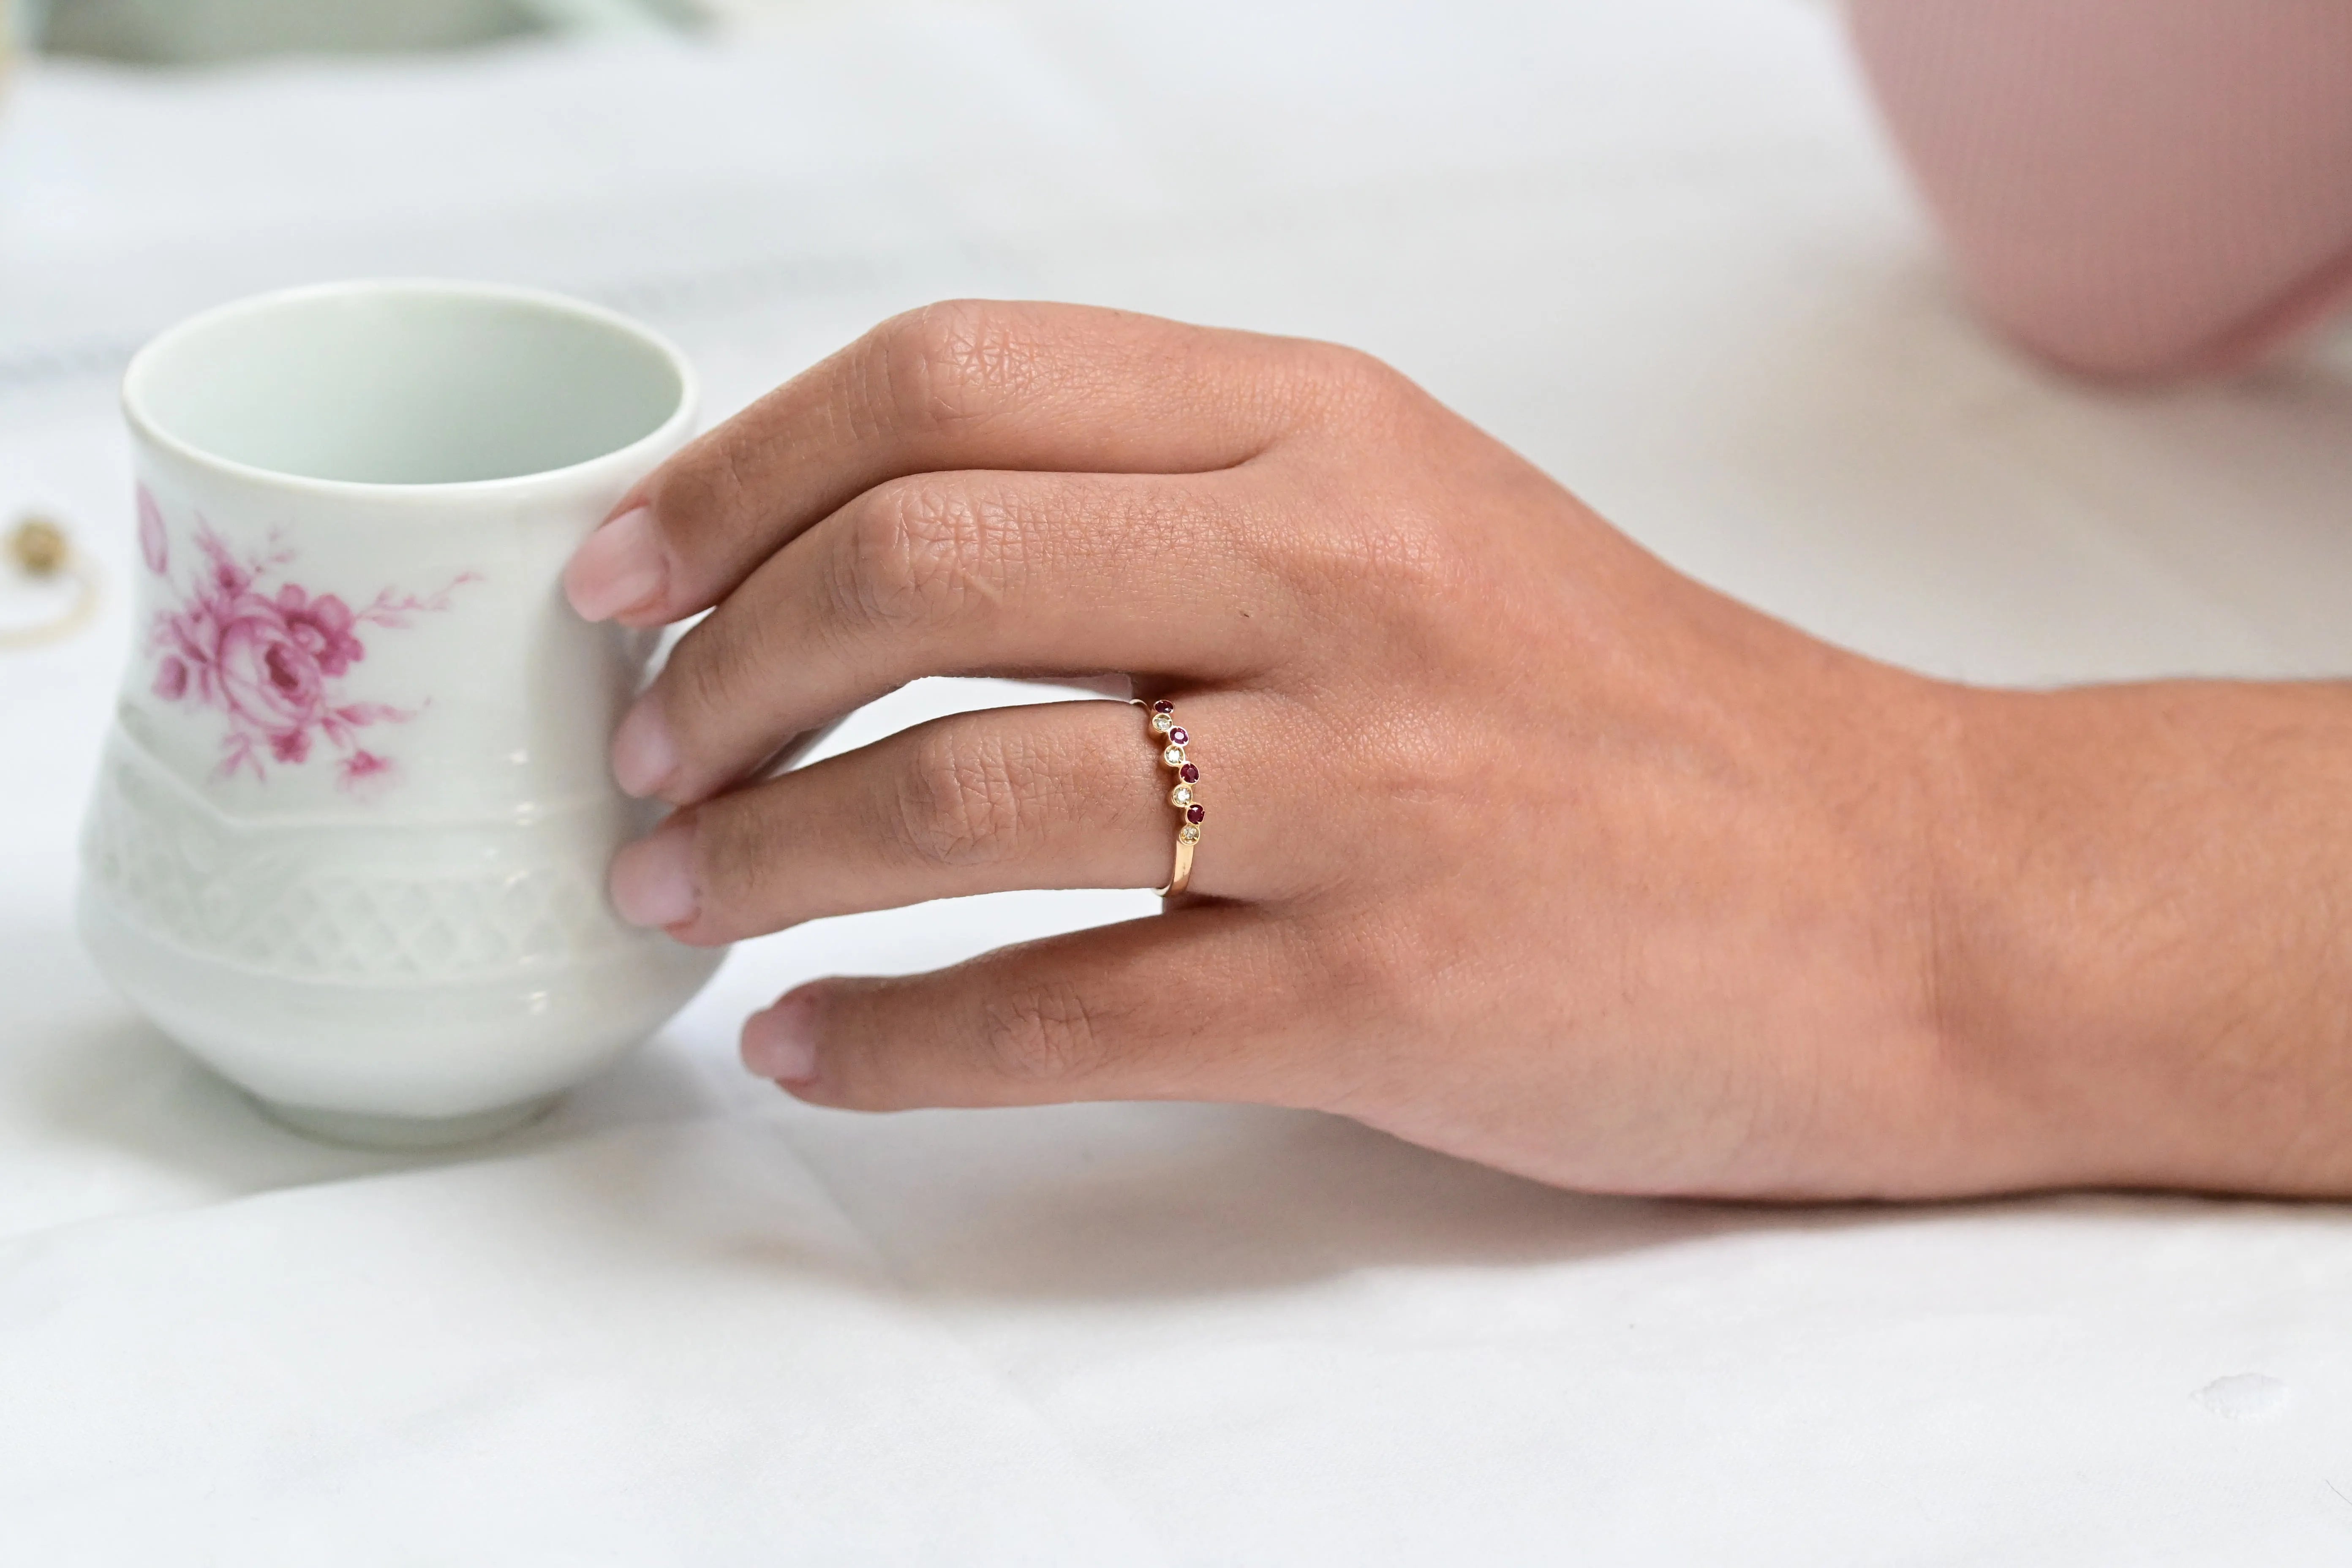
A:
614 465 1290 803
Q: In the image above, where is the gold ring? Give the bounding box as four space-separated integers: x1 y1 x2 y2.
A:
0 515 101 652
1133 697 1204 897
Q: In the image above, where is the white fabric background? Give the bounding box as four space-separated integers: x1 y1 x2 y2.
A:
5 2 2352 1560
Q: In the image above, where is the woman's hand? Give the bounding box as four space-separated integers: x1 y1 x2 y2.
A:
560 300 2352 1200
558 299 1967 1199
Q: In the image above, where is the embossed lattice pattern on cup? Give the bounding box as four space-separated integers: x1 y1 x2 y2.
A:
83 742 633 984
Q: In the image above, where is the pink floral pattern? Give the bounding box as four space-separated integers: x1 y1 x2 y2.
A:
139 486 475 789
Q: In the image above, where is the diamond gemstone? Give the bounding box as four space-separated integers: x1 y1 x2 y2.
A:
1179 824 1201 843
1162 744 1184 767
1171 784 1193 807
1151 712 1174 734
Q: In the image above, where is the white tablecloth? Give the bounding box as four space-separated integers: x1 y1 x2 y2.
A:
7 3 2352 1560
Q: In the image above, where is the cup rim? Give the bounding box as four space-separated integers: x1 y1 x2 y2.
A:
121 278 700 498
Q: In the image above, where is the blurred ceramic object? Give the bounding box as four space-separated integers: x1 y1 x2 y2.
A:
38 0 683 65
79 280 719 1146
1849 0 2352 378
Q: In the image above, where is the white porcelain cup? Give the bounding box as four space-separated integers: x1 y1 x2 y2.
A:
79 279 722 1147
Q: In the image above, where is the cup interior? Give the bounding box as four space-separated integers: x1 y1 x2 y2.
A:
126 283 689 486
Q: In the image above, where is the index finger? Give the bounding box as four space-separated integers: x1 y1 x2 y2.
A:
562 299 1345 627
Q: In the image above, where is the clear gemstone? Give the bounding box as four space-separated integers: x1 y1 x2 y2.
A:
1179 824 1201 843
1171 784 1193 807
1162 744 1184 767
1151 712 1173 734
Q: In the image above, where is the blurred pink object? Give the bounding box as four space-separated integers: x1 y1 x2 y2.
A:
1848 0 2352 378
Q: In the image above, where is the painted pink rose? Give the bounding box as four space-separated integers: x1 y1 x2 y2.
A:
141 506 474 788
275 584 364 676
213 591 332 746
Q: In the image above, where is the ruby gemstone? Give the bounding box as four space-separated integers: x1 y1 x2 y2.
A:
1168 727 1187 746
1185 803 1206 824
1152 700 1174 714
1179 762 1199 783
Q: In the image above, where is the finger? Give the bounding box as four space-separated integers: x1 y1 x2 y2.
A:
611 466 1286 803
563 299 1357 627
739 904 1334 1111
609 695 1271 946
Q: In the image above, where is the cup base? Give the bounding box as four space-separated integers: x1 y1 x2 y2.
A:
253 1092 560 1150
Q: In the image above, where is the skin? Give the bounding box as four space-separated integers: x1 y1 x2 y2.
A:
562 299 2352 1201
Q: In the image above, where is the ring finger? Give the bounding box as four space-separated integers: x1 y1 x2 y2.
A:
608 692 1292 945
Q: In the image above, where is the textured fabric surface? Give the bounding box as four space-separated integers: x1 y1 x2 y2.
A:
1849 0 2352 377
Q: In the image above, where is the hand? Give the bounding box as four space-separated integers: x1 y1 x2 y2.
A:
556 300 1977 1199
560 300 2352 1200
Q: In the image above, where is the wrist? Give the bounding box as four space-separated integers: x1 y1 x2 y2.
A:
1928 679 2352 1194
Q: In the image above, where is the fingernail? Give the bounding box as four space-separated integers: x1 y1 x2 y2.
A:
563 505 667 622
743 989 820 1083
612 692 679 798
610 821 698 928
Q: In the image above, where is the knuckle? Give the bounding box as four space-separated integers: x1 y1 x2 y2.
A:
664 614 763 734
880 300 1048 432
642 432 746 533
1273 499 1459 611
1352 506 1459 594
1294 340 1414 424
687 798 788 926
833 479 1025 632
1302 338 1394 389
889 726 1037 868
976 978 1112 1084
1252 350 1459 600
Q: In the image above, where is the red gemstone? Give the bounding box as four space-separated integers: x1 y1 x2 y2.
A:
1152 700 1174 714
1168 727 1187 746
1179 762 1199 783
1185 803 1205 824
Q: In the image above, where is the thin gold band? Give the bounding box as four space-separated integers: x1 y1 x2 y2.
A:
1133 697 1204 897
1162 831 1196 900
